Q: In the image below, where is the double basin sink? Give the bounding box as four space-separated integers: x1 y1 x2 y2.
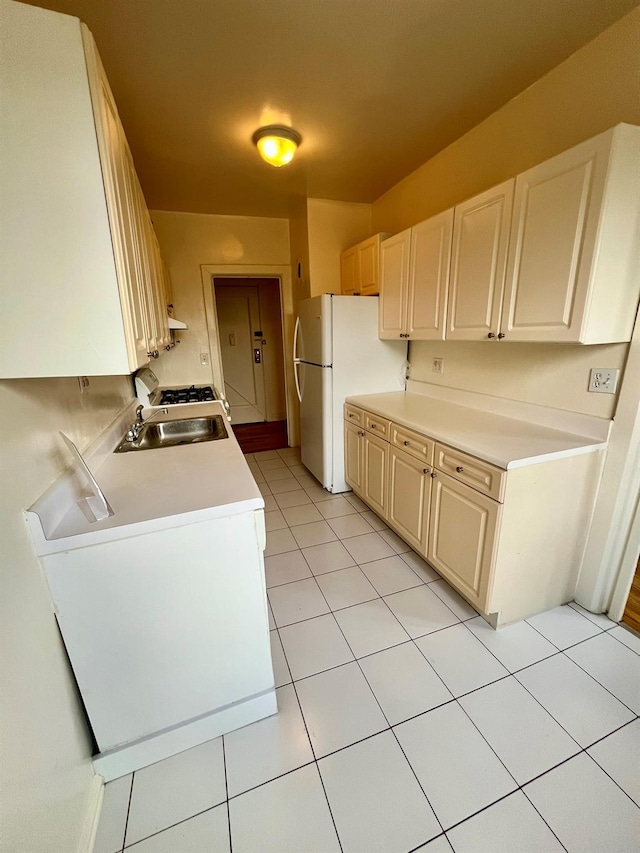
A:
115 414 229 453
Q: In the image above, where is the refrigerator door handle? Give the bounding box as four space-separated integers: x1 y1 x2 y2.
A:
293 315 301 363
293 359 302 403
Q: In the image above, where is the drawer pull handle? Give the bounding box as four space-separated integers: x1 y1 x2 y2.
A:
430 472 437 478
348 413 354 418
456 466 464 473
403 440 410 446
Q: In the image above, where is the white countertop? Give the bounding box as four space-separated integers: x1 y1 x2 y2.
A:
346 391 607 469
27 402 264 554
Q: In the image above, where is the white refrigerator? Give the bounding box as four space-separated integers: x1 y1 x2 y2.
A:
293 295 407 492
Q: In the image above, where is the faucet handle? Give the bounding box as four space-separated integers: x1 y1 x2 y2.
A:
136 404 144 423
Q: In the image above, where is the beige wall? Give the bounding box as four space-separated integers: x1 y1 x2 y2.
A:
307 199 372 296
372 8 640 418
150 211 291 389
0 375 133 852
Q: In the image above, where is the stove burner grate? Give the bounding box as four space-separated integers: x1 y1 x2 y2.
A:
159 385 215 405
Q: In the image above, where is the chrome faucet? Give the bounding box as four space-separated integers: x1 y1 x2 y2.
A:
125 406 169 442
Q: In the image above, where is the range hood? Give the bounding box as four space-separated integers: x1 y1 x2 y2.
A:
168 316 188 330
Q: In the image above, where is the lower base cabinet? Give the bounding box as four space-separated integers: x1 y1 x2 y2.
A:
345 404 602 626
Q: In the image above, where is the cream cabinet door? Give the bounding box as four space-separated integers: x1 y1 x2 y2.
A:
363 431 389 517
379 229 411 339
388 447 431 554
341 247 358 295
501 134 610 342
407 209 453 340
447 180 514 341
358 235 380 296
344 421 364 495
427 471 500 609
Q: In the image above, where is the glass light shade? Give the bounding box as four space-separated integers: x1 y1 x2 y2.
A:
252 126 301 167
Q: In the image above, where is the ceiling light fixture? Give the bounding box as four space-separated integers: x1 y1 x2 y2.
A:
252 125 301 167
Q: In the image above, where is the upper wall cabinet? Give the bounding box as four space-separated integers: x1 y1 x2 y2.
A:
340 234 388 296
0 2 169 378
379 209 453 340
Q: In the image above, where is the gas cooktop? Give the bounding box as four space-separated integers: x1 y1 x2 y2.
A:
158 385 216 405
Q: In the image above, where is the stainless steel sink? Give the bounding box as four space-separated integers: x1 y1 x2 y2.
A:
115 415 228 452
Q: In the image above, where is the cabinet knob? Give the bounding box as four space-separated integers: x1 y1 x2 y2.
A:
358 430 365 437
487 332 496 339
456 466 464 473
147 349 159 359
403 440 410 446
497 333 506 339
423 467 430 474
430 471 437 478
371 423 376 429
348 413 354 418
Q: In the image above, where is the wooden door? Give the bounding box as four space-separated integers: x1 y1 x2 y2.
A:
501 136 612 342
427 471 500 609
363 431 389 517
621 556 640 633
407 209 453 341
447 180 514 341
341 247 359 295
388 447 430 555
379 229 411 339
358 236 380 296
344 421 364 495
215 285 266 423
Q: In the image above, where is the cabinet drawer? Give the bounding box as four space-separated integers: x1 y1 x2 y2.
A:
364 412 391 439
344 405 364 426
391 423 434 464
435 443 505 502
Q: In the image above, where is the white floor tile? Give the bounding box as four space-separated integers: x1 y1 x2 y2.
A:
428 579 478 620
344 493 368 511
264 527 298 556
384 586 459 638
229 764 340 853
264 509 287 531
359 641 452 725
327 513 374 539
269 630 291 687
253 450 279 460
279 614 354 680
342 531 396 563
395 702 516 830
264 467 298 482
360 555 425 596
515 653 635 747
413 837 453 852
399 550 440 582
335 598 410 658
527 604 602 649
268 600 275 630
125 739 226 846
291 520 338 548
126 805 230 853
416 624 508 697
446 791 564 853
296 662 388 757
459 678 580 785
268 577 329 626
259 457 288 470
315 566 378 610
587 719 640 806
524 752 640 852
305 485 339 502
378 527 412 553
318 731 441 853
317 496 358 519
94 774 131 853
276 446 300 461
565 632 640 713
264 549 311 588
609 624 640 655
274 489 312 508
568 601 617 630
286 464 308 477
262 494 278 511
465 616 557 672
258 483 272 496
224 684 313 797
269 477 304 494
281 503 323 527
302 540 356 575
360 510 389 530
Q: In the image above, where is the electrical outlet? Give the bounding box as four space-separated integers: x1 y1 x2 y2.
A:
432 357 444 374
588 368 619 394
200 352 210 366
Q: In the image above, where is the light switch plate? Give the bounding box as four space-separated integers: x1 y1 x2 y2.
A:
588 368 619 394
200 352 210 366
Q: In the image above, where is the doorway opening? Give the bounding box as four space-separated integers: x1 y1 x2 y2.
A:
213 277 288 437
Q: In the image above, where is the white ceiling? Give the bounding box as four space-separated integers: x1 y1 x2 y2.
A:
23 0 640 217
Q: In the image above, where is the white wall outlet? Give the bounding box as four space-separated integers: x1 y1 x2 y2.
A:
432 357 444 374
588 368 619 394
200 352 210 366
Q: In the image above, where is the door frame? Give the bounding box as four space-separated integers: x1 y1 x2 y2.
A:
201 264 296 445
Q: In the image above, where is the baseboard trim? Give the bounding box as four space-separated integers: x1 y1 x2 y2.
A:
77 773 104 853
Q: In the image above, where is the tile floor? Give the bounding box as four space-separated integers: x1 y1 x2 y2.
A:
95 447 640 853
